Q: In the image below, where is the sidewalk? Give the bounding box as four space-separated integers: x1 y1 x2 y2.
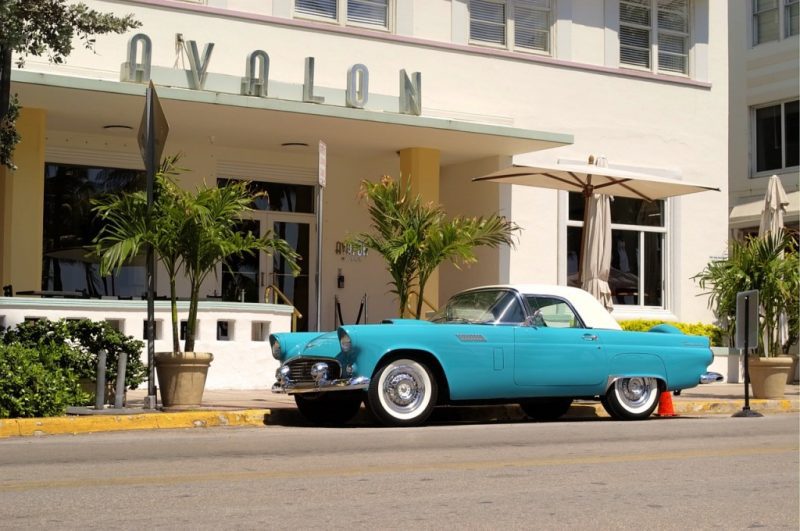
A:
1 383 797 438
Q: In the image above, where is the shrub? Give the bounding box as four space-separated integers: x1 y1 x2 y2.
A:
619 319 723 347
693 231 798 355
0 319 146 389
0 343 88 418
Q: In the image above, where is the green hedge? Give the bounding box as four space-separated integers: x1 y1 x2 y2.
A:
0 343 88 418
619 319 723 347
1 319 146 389
0 319 147 418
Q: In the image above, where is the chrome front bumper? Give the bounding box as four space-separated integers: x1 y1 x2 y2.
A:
699 371 724 384
272 376 370 395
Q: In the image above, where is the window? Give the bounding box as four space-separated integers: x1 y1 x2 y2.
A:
217 179 315 213
433 289 526 324
567 193 666 308
753 0 798 43
43 163 146 298
785 0 799 36
469 0 552 54
753 99 799 174
295 0 390 29
526 296 582 328
620 0 689 75
754 0 780 43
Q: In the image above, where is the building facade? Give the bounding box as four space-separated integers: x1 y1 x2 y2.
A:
1 0 730 374
728 0 799 236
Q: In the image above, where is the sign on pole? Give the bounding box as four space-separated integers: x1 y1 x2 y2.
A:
735 290 759 350
137 81 169 409
733 289 762 417
137 81 169 171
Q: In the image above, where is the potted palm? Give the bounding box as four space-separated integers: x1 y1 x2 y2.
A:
353 176 519 319
93 156 299 407
694 230 799 398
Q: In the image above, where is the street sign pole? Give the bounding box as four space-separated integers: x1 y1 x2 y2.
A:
137 81 169 409
144 85 157 409
316 141 326 332
733 290 762 418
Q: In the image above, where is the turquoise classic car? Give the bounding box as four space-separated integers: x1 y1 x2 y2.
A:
271 285 722 427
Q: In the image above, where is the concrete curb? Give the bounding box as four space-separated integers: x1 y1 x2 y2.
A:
671 399 798 416
0 409 270 438
431 399 799 423
0 399 796 438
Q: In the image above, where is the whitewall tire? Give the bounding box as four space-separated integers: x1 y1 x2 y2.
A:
367 359 437 427
602 377 661 420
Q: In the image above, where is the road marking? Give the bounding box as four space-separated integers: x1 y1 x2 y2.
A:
1 445 796 492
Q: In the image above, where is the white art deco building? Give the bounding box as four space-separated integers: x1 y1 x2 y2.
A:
0 0 736 387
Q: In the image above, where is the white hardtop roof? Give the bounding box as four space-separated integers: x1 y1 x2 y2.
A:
464 284 622 330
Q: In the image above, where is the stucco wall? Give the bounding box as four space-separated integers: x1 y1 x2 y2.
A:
9 0 731 325
728 0 800 214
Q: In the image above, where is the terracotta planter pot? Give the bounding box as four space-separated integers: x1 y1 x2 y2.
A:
154 352 214 408
789 355 799 385
748 356 793 399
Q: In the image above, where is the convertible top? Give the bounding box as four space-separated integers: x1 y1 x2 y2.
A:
469 284 623 331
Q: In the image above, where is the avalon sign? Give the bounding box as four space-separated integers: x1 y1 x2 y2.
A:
121 33 422 116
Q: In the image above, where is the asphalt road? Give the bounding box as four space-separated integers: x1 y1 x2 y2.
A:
0 415 797 530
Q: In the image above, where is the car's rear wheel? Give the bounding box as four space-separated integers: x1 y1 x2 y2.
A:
367 359 437 427
602 377 661 420
519 397 573 421
294 391 363 426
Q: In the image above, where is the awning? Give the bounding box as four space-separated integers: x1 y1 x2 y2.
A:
12 71 572 166
729 190 800 229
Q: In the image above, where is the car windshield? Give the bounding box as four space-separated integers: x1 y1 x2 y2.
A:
430 289 526 324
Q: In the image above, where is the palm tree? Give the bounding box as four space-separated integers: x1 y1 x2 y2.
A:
93 156 185 352
694 230 799 356
93 156 300 352
415 215 519 319
354 176 519 319
177 178 299 351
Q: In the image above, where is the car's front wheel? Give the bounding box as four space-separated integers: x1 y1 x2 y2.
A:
294 391 363 426
601 377 661 420
519 397 573 421
367 358 437 427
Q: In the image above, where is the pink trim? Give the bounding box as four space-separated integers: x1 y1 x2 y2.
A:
123 0 711 89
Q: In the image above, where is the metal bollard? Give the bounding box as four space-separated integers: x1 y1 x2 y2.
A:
114 350 128 409
95 349 107 410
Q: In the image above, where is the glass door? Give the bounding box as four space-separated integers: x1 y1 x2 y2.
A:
269 214 314 332
221 211 316 331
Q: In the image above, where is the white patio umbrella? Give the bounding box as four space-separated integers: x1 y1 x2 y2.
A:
758 175 789 353
473 157 719 201
473 155 720 305
758 175 789 236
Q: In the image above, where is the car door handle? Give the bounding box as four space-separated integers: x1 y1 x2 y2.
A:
582 334 598 341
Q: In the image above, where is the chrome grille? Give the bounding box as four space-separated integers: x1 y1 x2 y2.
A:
286 358 342 383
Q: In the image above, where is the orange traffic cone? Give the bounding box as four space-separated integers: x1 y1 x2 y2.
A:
656 390 677 417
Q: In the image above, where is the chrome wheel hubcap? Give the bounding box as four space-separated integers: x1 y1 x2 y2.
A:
382 365 425 413
617 377 656 409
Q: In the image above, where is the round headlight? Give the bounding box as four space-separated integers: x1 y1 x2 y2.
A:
338 330 352 353
270 338 282 360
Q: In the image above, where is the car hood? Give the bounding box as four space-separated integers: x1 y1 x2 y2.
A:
303 331 340 352
287 331 342 361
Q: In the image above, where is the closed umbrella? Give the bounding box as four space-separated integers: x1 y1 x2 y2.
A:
580 158 613 310
474 155 719 305
758 175 789 236
758 174 789 353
